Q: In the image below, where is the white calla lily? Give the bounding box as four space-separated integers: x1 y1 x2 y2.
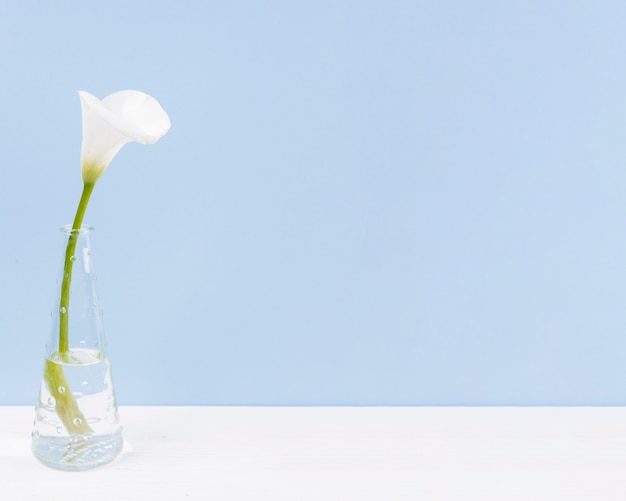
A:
78 90 171 183
41 90 171 440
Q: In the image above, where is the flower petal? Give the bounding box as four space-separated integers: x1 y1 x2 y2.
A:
102 90 171 143
78 90 170 183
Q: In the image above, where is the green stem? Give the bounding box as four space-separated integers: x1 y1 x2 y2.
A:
59 182 95 354
45 181 96 438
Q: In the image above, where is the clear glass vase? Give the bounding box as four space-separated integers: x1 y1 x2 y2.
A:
32 225 122 471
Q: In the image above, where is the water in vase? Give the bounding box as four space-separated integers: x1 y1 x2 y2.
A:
32 348 123 471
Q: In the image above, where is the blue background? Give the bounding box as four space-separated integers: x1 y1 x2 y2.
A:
2 1 626 405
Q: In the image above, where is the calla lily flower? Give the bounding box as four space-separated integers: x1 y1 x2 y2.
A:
78 90 171 183
40 89 171 446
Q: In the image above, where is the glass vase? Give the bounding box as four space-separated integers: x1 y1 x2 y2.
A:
32 225 122 471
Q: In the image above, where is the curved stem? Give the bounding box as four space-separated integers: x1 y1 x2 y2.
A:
46 181 96 438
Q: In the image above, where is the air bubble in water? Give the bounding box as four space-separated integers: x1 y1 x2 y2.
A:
73 417 82 426
59 307 67 314
58 386 66 394
47 397 56 407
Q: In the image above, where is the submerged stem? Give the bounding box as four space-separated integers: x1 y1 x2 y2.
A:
44 359 91 435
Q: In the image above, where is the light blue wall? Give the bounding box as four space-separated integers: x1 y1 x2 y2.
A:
2 1 626 405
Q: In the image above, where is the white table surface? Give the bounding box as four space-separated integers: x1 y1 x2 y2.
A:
2 406 626 500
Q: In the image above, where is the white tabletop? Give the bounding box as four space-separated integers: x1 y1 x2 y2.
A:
2 406 626 500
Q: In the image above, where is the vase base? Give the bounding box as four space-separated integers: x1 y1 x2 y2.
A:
32 432 123 471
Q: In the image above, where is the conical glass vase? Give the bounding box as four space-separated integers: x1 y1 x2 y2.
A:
32 225 122 471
